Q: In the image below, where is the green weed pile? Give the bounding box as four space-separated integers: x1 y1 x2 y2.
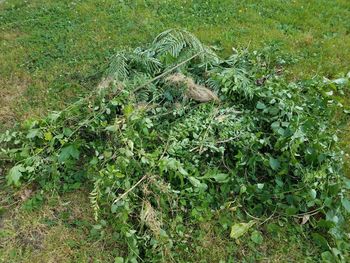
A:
1 30 349 262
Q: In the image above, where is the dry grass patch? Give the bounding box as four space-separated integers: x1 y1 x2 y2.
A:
0 75 31 125
0 190 121 263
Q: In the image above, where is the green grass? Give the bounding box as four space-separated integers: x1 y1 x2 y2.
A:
1 0 349 127
1 0 349 261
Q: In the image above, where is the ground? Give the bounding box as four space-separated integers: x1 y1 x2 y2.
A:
0 0 349 262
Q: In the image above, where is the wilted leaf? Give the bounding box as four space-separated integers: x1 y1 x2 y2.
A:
230 220 255 239
20 189 33 201
301 214 310 225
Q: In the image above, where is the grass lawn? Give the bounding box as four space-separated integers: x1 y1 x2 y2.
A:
1 0 349 262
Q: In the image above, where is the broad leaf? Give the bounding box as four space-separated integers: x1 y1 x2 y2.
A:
251 230 263 244
341 198 350 212
269 157 280 171
230 220 255 239
256 101 266 110
7 164 26 187
58 145 80 163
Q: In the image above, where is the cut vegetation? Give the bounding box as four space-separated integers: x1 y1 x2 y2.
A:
1 29 349 262
1 1 350 262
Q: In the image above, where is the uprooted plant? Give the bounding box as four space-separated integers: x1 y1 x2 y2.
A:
1 29 349 261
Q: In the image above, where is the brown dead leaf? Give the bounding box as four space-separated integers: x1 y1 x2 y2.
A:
20 189 33 201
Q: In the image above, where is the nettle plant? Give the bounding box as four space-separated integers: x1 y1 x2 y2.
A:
1 29 349 261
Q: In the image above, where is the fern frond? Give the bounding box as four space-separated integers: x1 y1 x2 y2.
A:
152 29 220 66
130 47 162 75
90 179 101 221
106 52 129 81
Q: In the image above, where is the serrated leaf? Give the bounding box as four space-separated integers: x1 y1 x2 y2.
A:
7 164 26 187
230 220 255 239
58 145 80 163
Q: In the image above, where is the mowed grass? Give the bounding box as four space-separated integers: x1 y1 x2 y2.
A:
1 0 349 127
0 0 349 262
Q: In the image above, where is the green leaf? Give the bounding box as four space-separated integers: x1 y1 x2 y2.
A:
44 132 53 141
286 207 298 215
341 198 350 212
189 176 201 188
111 205 118 213
178 166 188 176
211 173 229 183
311 233 329 250
188 176 207 191
123 104 134 118
26 129 42 139
7 164 26 187
63 128 73 136
251 230 263 244
256 101 266 110
230 220 255 239
344 178 350 189
201 172 229 183
58 145 80 163
114 257 124 263
269 157 280 171
257 183 264 189
309 189 317 199
321 251 335 262
167 158 178 170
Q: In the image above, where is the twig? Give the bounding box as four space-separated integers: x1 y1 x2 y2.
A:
292 205 325 218
217 136 239 144
113 174 148 204
259 208 278 226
